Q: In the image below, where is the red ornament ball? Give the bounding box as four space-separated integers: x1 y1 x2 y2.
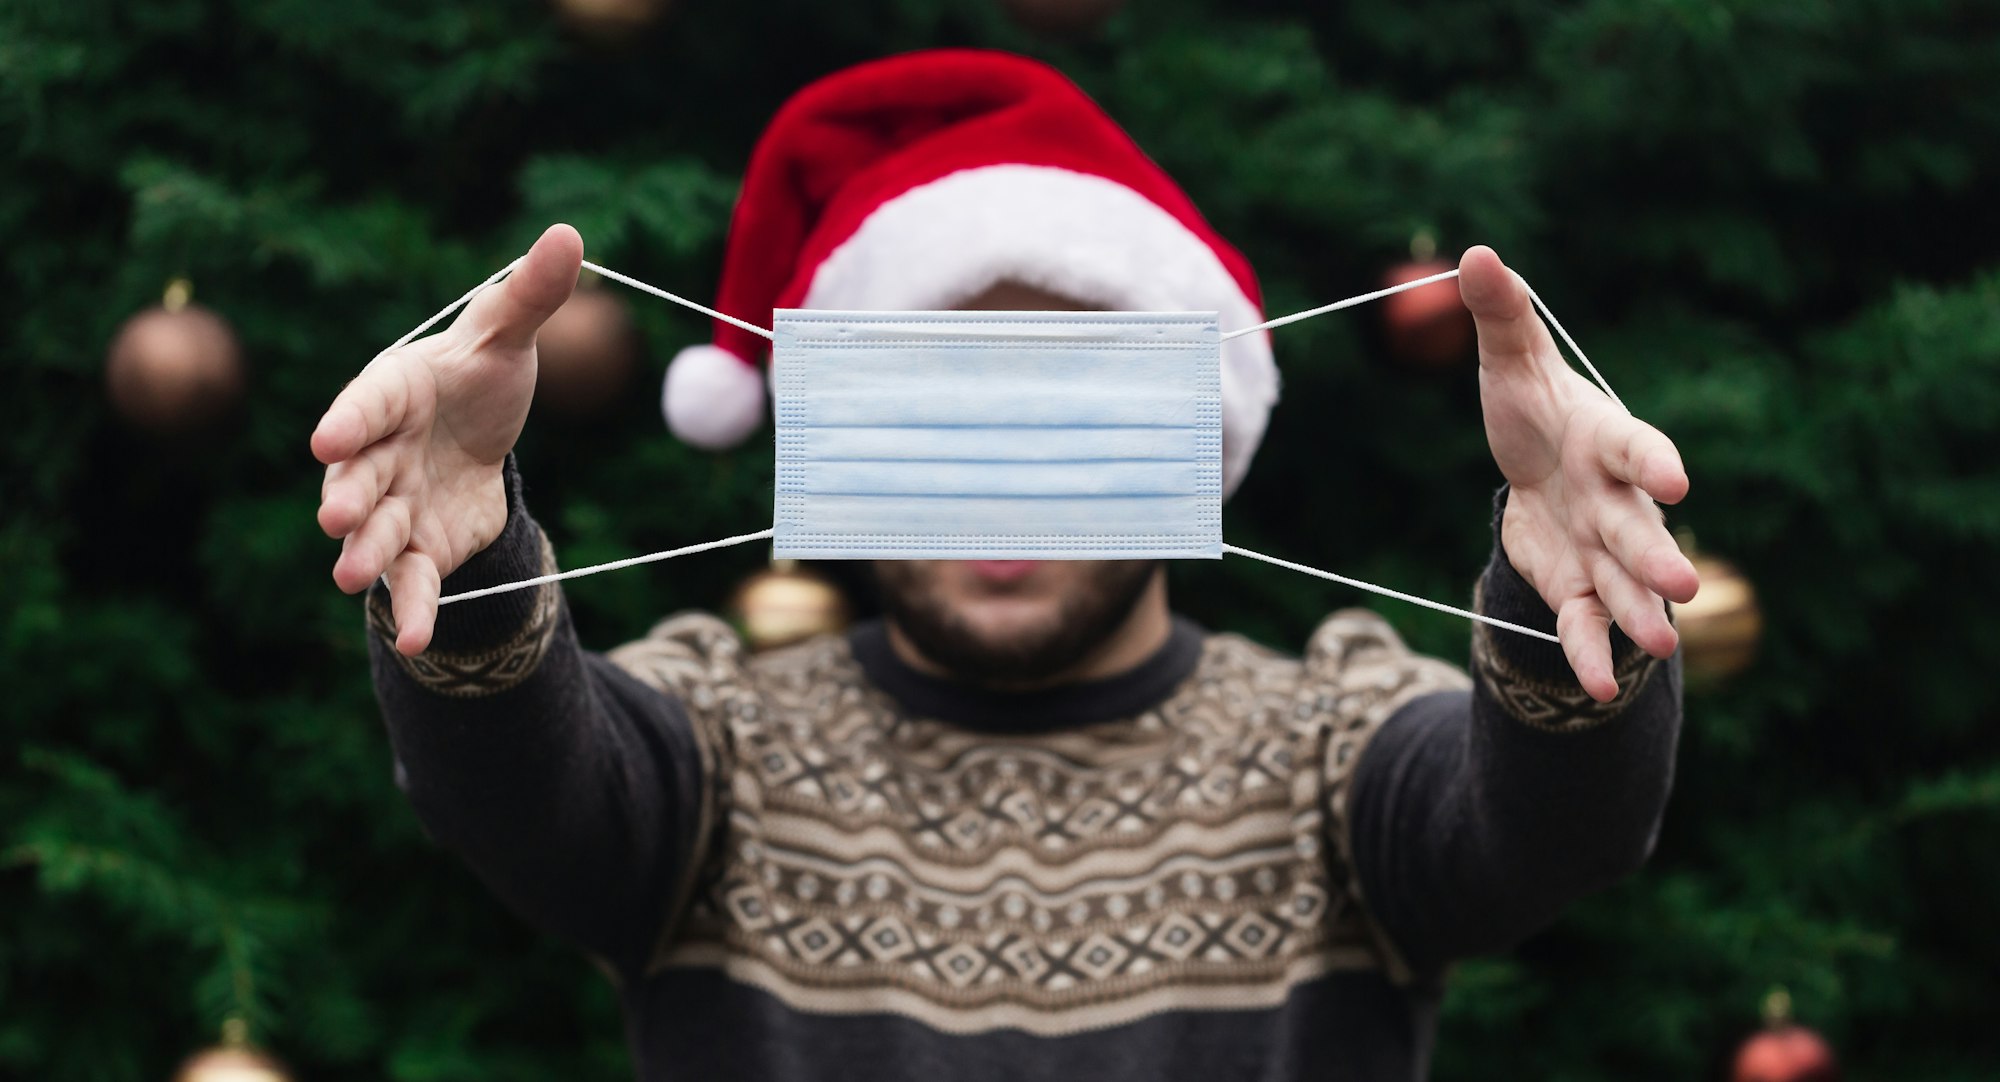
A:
1731 1025 1840 1082
105 295 245 435
1381 259 1474 367
999 0 1126 39
534 286 637 418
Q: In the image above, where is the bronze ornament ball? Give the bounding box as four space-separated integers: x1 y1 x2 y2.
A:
553 0 672 37
534 285 637 418
104 281 245 435
999 0 1127 40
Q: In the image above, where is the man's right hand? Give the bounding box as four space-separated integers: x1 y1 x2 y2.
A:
313 224 583 657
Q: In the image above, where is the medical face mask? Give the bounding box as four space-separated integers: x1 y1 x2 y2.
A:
421 257 1585 645
768 310 1222 560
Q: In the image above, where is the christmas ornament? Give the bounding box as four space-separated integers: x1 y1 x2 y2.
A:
1731 988 1840 1082
534 277 636 418
105 279 244 435
172 1020 293 1082
1382 234 1473 367
1674 535 1762 680
728 561 850 651
172 1047 292 1082
552 0 671 37
999 0 1126 39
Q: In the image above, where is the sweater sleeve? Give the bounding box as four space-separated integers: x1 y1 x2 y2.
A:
366 457 710 983
1344 486 1684 978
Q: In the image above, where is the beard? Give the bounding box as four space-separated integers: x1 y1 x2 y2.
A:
871 560 1162 688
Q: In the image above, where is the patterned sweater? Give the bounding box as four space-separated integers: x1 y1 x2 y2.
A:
368 467 1680 1081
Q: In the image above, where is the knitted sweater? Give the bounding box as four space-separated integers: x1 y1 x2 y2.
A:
367 465 1681 1081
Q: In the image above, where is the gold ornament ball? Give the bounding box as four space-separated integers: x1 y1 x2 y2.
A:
105 289 244 435
172 1046 292 1082
553 0 671 37
1677 554 1763 681
999 0 1127 39
535 286 636 417
729 563 851 652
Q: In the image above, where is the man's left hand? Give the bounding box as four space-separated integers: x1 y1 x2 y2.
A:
1461 245 1700 702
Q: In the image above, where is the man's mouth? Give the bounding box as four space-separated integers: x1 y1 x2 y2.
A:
968 560 1037 585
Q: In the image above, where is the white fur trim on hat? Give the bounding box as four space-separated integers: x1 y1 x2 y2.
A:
662 344 767 450
802 163 1279 497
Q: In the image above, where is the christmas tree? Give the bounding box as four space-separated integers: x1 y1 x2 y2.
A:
5 0 1997 1077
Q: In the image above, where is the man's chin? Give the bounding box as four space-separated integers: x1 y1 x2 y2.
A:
905 612 1075 687
872 558 1162 688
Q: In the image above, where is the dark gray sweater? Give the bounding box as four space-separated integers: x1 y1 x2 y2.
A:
367 466 1680 1081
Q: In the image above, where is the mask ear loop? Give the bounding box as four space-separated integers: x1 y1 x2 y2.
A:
1223 266 1624 409
439 527 778 606
1220 544 1559 644
363 256 780 607
383 257 775 355
1214 265 1632 645
386 256 1617 644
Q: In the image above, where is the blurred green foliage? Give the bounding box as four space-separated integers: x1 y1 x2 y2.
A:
4 0 1998 1078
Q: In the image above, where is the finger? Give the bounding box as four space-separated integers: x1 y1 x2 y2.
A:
1590 552 1679 659
1459 245 1556 371
1556 595 1619 703
1595 414 1690 505
318 450 396 538
385 551 442 656
312 365 414 465
331 497 412 594
454 223 584 353
1597 497 1700 604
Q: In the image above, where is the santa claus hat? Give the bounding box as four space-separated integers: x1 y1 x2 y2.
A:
663 48 1279 496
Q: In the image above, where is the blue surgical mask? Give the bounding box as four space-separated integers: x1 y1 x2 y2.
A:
770 310 1223 560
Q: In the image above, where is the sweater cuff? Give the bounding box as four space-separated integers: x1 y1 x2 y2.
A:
366 455 563 697
1473 484 1663 731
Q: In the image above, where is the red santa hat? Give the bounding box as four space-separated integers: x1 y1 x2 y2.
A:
663 48 1279 496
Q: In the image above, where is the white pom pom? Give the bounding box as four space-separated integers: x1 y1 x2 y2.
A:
662 344 766 450
1218 333 1279 499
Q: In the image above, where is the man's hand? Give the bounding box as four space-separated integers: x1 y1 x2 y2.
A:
312 224 583 657
1461 245 1700 702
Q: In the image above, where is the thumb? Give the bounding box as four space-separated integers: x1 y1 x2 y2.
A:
1458 245 1549 370
458 223 585 352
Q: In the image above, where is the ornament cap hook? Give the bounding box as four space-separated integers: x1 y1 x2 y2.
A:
1760 985 1793 1027
1409 230 1438 262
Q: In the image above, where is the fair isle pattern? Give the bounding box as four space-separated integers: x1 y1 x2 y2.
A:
368 535 563 698
1469 584 1666 732
608 610 1469 1036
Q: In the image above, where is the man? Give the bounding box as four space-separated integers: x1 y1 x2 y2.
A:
313 51 1695 1081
